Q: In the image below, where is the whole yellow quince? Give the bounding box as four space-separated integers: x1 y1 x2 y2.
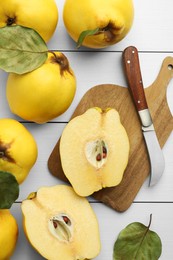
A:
63 0 134 49
0 210 18 260
6 52 76 124
0 0 58 42
0 118 38 184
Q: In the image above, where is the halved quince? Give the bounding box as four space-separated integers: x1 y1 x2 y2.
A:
21 185 101 260
60 107 130 196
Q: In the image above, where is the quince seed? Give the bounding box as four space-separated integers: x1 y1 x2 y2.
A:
85 139 108 168
48 214 73 243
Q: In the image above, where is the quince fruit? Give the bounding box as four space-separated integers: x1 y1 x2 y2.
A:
21 185 101 260
6 52 76 124
63 0 134 49
0 118 38 184
0 0 58 42
0 209 18 260
60 107 130 196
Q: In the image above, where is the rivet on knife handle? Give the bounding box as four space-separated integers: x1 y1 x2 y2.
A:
123 46 152 128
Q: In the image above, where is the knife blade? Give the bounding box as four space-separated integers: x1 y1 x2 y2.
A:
122 46 165 186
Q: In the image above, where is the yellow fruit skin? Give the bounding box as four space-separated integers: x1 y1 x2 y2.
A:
0 0 58 42
63 0 134 48
6 52 76 124
0 210 18 260
0 118 38 184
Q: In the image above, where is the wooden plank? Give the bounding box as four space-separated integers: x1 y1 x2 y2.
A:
48 0 173 52
8 121 172 203
1 52 172 121
11 202 173 260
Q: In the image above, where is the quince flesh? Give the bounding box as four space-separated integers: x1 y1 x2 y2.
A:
21 185 101 260
60 108 130 196
0 209 18 259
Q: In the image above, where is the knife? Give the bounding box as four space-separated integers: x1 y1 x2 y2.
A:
122 46 165 186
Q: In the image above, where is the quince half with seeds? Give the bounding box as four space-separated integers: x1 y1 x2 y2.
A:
60 107 130 197
21 185 101 260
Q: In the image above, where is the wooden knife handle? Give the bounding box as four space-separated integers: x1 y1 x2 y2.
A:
123 46 148 111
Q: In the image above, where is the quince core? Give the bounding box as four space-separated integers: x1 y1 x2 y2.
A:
21 185 101 260
60 108 130 196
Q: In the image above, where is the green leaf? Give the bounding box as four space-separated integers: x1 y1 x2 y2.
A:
113 215 162 260
0 171 19 209
0 25 48 74
77 28 100 48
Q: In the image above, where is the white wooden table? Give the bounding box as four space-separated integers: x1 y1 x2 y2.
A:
1 0 172 259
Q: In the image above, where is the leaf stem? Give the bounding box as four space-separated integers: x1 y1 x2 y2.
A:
148 214 152 229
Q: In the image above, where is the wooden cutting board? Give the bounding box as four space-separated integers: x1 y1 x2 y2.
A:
48 56 173 212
